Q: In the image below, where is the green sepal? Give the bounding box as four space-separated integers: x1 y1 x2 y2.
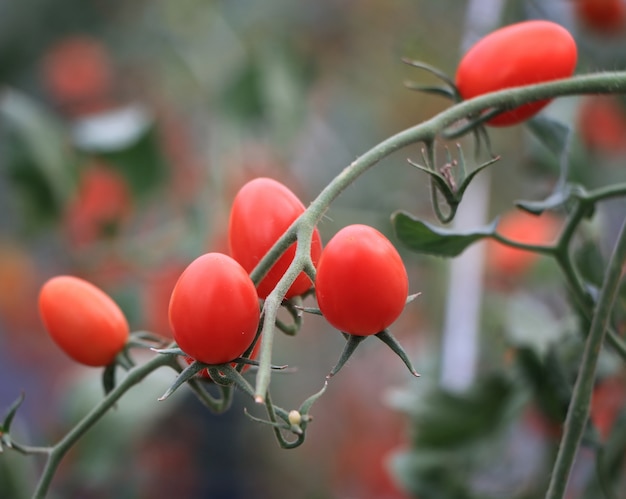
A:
328 334 367 378
375 330 420 377
158 360 206 401
0 393 26 452
151 347 187 356
102 363 117 396
401 58 459 93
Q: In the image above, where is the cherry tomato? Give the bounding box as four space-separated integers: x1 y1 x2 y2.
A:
574 0 626 34
38 276 129 366
168 253 260 365
486 210 562 277
315 224 408 336
228 177 323 299
455 20 577 126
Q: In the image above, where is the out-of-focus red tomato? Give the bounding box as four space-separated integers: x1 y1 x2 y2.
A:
41 35 115 116
141 263 186 339
486 210 562 279
0 243 40 332
574 0 626 34
591 375 626 441
578 95 626 155
65 163 132 247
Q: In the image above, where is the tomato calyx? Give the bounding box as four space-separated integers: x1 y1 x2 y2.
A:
403 57 496 156
328 329 420 378
408 143 500 223
153 345 287 403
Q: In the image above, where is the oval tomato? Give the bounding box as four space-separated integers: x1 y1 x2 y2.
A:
38 276 129 366
486 210 562 277
455 20 577 126
315 224 408 336
228 177 323 299
168 253 260 365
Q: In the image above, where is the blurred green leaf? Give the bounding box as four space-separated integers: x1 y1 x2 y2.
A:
91 124 169 199
1 89 77 225
392 211 496 257
392 450 480 499
515 347 573 424
411 375 514 448
515 187 573 215
574 240 606 290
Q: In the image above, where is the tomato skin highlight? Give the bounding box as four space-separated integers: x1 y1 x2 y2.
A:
168 253 260 365
455 20 577 126
228 177 323 299
315 224 409 336
38 276 129 367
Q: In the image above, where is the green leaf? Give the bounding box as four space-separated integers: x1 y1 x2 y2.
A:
391 450 480 499
410 375 514 448
515 188 572 215
1 89 77 226
574 240 606 289
392 211 496 257
515 346 573 424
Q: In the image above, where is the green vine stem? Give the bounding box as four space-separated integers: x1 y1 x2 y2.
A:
251 71 626 402
546 213 626 499
32 353 179 499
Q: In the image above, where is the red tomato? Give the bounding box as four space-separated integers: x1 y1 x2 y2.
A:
168 253 260 365
38 276 129 366
315 225 408 336
41 35 115 116
65 163 132 247
574 0 626 34
578 95 626 155
455 20 577 126
590 376 626 441
228 177 323 299
486 210 562 277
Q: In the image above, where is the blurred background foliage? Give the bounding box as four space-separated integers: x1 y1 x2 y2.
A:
1 0 626 498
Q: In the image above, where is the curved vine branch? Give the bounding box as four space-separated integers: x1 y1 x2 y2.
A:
251 70 626 402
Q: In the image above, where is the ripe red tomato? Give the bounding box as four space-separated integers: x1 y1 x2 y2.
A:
455 20 577 126
228 177 323 299
168 253 260 365
315 224 409 336
486 210 562 277
38 276 129 366
574 0 626 34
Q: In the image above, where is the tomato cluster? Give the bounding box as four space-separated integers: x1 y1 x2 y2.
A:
40 176 411 378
